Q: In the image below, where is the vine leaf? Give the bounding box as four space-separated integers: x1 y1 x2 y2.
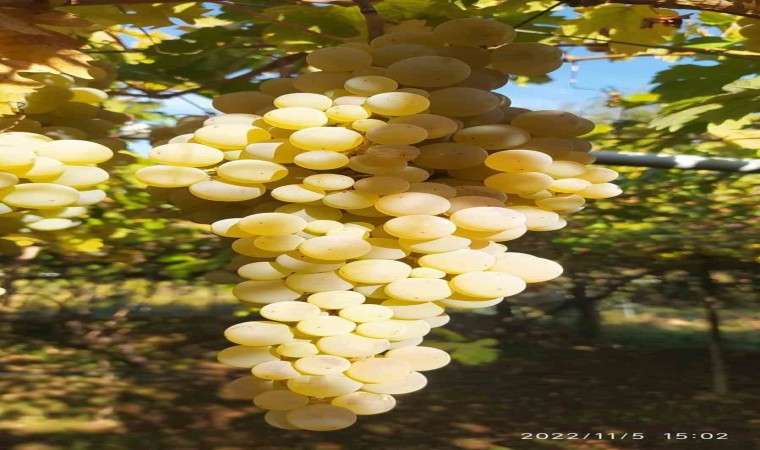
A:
562 5 679 54
0 8 95 115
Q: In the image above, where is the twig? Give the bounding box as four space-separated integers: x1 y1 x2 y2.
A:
353 0 383 40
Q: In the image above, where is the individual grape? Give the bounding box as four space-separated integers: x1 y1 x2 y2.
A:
509 205 561 229
217 345 279 368
193 125 271 149
381 299 444 320
339 259 412 284
324 190 381 211
34 140 114 165
433 18 516 46
577 183 623 199
297 316 357 336
536 194 585 211
388 114 458 139
212 91 275 114
454 125 530 150
387 56 471 88
286 270 354 293
366 124 428 145
356 238 409 260
490 43 563 76
332 392 396 415
383 215 457 240
490 252 563 283
450 206 525 232
241 140 299 163
317 333 389 358
370 30 442 47
409 267 447 279
370 44 436 66
407 182 457 198
362 371 427 395
375 192 451 217
233 279 302 304
263 107 329 130
27 218 76 231
437 45 491 68
260 301 322 322
293 150 349 170
325 105 371 122
346 357 412 383
293 71 353 93
219 376 274 400
239 213 307 235
277 341 320 358
364 92 430 116
398 235 471 253
293 355 352 375
344 75 398 96
0 172 18 189
428 87 501 117
417 249 496 274
299 235 372 260
216 160 289 185
274 92 333 110
384 277 453 302
304 174 355 191
307 47 373 71
339 304 394 323
189 179 265 202
1 183 80 209
348 154 406 175
449 271 526 298
238 262 292 280
254 390 310 411
413 143 488 170
224 321 294 347
512 110 595 138
253 234 305 253
271 184 326 203
578 167 619 183
485 149 553 172
264 410 300 430
286 405 357 431
276 252 346 274
287 374 363 397
307 290 365 309
354 176 410 195
355 321 408 340
386 346 451 371
289 127 363 151
351 118 387 132
485 172 554 194
540 160 587 178
251 360 301 380
0 148 36 170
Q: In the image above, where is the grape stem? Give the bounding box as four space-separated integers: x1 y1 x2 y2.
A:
353 0 384 40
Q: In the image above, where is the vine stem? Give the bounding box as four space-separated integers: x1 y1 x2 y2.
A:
353 0 383 40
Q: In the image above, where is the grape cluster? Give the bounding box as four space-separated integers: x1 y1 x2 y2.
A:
0 71 123 234
139 18 622 430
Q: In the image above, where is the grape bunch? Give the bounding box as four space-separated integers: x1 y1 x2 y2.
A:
0 70 123 234
138 18 622 430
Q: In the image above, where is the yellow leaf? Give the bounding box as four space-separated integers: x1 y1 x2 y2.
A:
0 30 93 79
562 5 678 54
